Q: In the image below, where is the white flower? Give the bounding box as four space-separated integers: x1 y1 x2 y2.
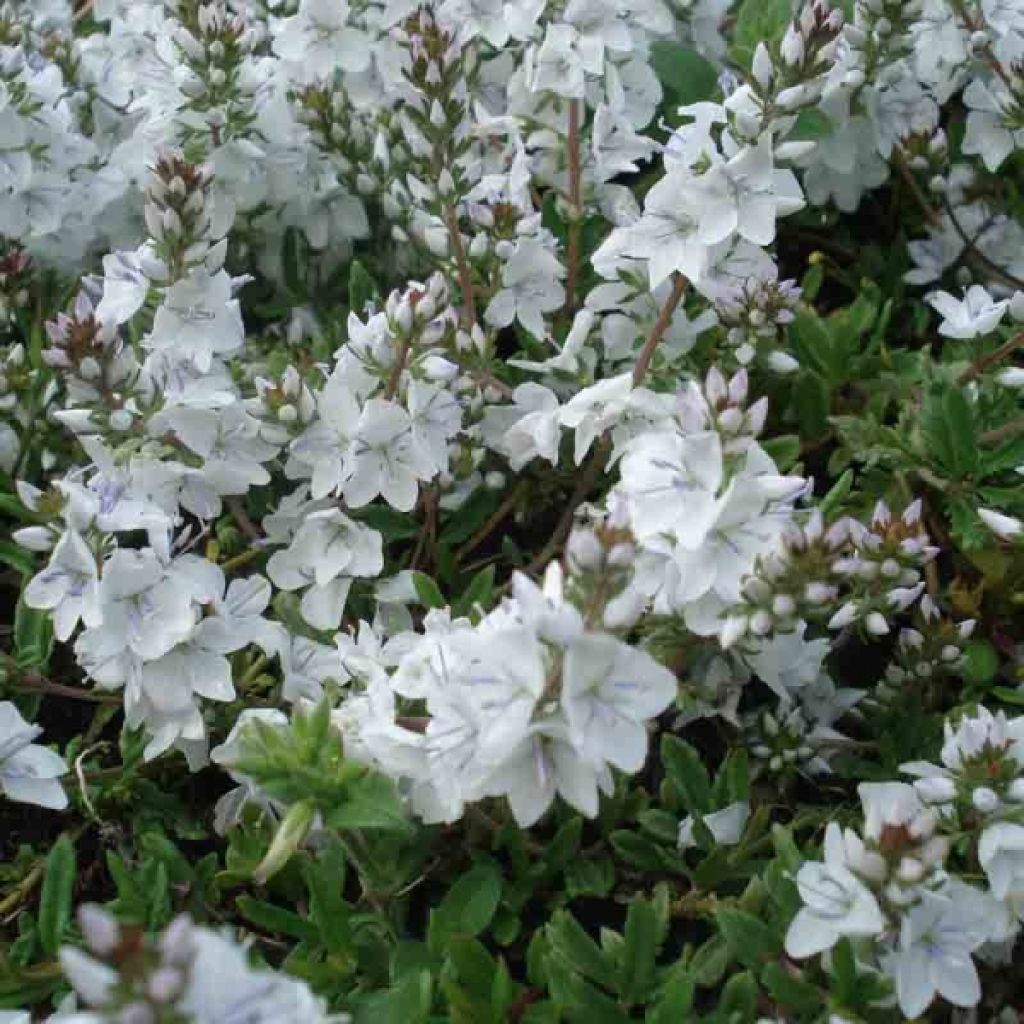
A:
963 77 1024 172
618 429 723 543
979 822 1024 904
95 248 149 325
598 166 711 288
267 510 384 630
927 285 1009 339
559 373 634 464
677 800 750 851
484 721 609 827
529 25 586 98
886 889 985 1018
76 549 195 667
784 823 885 958
345 399 434 512
290 371 362 500
561 632 677 772
23 530 101 642
272 0 371 80
480 383 562 470
484 239 566 340
147 269 244 372
0 702 67 810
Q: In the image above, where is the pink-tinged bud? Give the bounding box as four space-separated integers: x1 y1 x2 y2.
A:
79 904 120 956
780 24 804 66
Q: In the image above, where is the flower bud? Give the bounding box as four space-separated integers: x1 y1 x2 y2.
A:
79 904 120 956
979 508 1022 539
914 776 955 804
253 799 316 885
972 786 1000 814
865 611 890 636
751 43 774 89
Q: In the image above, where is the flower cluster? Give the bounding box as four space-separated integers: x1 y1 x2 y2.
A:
787 705 1024 1019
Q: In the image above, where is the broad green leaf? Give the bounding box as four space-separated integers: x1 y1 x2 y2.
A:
327 772 412 833
731 0 792 65
715 907 780 967
412 571 446 609
660 735 711 813
348 259 379 313
649 43 718 105
237 894 320 943
618 901 660 1004
432 864 502 944
546 910 612 985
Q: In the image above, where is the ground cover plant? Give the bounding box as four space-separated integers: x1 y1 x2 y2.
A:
0 0 1023 1019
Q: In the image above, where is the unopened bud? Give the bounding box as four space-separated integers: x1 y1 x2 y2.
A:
253 799 316 885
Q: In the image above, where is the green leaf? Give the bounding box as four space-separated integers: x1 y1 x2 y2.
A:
831 937 857 1004
789 308 837 381
348 259 380 313
412 571 446 610
431 864 502 945
793 372 830 437
660 735 711 814
731 0 793 66
761 434 801 472
962 640 999 685
326 772 412 833
618 901 660 1004
357 506 419 539
439 489 501 545
922 387 978 478
354 969 433 1024
303 840 350 952
718 970 759 1018
716 749 750 804
820 468 854 518
761 962 821 1013
13 595 53 670
609 831 680 873
771 825 803 875
690 934 729 987
38 836 76 956
0 540 35 577
544 956 629 1023
648 968 695 1021
237 894 320 943
453 565 496 619
564 857 614 900
715 908 780 967
790 108 834 141
649 43 718 106
546 911 612 986
281 227 307 296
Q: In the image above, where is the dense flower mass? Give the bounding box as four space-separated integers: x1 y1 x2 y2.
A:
0 0 1023 1020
